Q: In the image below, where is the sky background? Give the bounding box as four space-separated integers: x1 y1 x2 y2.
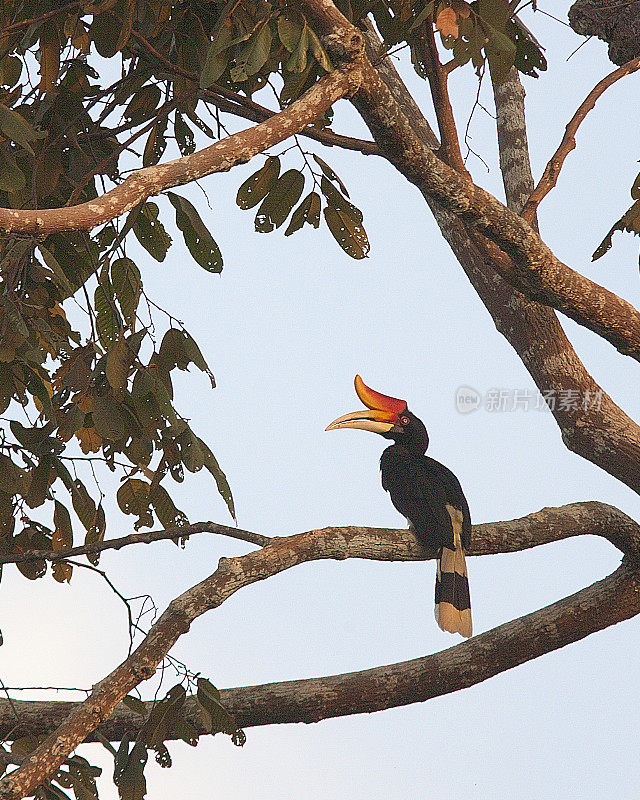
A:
3 6 640 799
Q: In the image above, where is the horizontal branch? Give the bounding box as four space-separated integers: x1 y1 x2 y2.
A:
1 522 270 565
0 501 638 791
522 55 640 224
0 66 362 236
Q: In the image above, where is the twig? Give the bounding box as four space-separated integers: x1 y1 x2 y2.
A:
411 18 469 175
522 55 640 223
0 522 270 566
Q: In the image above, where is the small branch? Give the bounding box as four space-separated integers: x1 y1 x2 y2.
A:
522 55 640 223
411 19 469 174
1 522 270 565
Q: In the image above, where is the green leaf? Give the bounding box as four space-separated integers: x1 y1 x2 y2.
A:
306 26 332 72
106 338 131 392
132 202 172 262
0 148 25 192
0 56 22 87
113 736 147 800
320 176 363 222
255 169 305 232
196 678 237 735
200 18 234 87
313 155 349 196
143 116 168 167
94 284 121 348
197 436 235 520
287 25 309 73
1 295 28 338
122 696 147 715
71 480 97 532
117 478 153 529
593 199 640 261
149 484 189 529
0 105 44 154
236 157 281 210
53 500 73 551
174 112 195 156
158 328 215 387
284 191 321 236
111 258 142 327
484 26 517 83
167 192 223 274
0 454 28 495
141 684 186 749
324 205 370 259
510 16 546 78
123 85 162 127
26 455 53 509
243 23 273 76
278 11 305 51
92 395 127 440
38 245 74 297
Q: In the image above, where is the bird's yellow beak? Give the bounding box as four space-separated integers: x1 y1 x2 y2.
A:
325 408 397 434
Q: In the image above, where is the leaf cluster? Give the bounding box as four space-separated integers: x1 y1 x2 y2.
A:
237 153 370 259
113 679 244 800
366 0 546 83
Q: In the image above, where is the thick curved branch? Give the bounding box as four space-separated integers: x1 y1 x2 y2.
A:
0 66 362 235
522 55 640 224
352 56 640 361
0 503 637 761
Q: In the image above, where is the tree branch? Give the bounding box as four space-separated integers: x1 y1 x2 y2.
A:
410 19 469 174
0 522 270 566
522 55 640 224
493 67 538 228
351 55 640 361
0 66 362 235
0 503 637 757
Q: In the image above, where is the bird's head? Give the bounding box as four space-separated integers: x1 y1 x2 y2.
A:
326 375 429 454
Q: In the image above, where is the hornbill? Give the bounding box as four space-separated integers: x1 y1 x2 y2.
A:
326 375 472 638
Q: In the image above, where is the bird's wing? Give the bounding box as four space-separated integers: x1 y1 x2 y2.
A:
380 448 455 549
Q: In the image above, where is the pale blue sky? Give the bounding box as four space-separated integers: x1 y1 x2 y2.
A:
2 7 640 799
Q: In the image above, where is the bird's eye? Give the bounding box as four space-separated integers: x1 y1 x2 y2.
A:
400 416 410 425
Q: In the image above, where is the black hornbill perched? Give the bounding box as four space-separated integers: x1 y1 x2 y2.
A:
326 375 472 638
